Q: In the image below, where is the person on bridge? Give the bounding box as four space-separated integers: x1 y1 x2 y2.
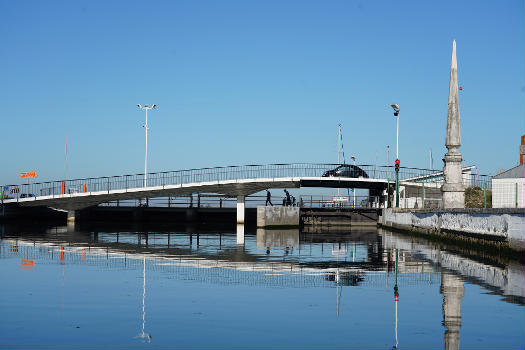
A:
284 189 291 206
265 190 273 206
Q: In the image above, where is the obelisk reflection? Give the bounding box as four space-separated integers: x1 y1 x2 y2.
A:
441 273 464 350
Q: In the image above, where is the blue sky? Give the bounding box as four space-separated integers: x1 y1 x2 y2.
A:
1 0 523 185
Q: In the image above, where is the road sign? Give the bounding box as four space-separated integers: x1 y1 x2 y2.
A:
332 196 349 203
20 172 37 179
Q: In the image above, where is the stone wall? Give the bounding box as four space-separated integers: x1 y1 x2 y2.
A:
257 206 299 227
379 208 525 252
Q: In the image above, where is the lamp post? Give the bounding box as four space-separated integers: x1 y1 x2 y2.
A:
390 104 400 208
387 145 390 207
137 104 157 187
338 124 342 196
351 156 356 207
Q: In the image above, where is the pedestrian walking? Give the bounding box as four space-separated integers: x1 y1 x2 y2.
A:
265 189 273 206
284 189 291 206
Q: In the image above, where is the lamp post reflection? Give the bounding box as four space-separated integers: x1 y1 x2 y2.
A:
393 249 399 350
136 255 152 343
335 270 343 316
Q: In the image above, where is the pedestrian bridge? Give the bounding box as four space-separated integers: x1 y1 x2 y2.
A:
1 163 475 221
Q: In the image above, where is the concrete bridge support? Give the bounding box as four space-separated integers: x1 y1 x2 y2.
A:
236 224 245 245
67 210 79 232
236 195 245 224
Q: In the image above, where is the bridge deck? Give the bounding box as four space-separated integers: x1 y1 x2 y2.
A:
4 176 388 211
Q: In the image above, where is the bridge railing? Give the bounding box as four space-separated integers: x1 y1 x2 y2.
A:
1 163 492 201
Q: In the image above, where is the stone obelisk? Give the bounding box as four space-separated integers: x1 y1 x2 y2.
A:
442 40 465 208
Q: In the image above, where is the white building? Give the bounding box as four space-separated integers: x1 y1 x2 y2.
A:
492 164 525 208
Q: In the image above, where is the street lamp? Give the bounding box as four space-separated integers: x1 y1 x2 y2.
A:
351 156 356 207
390 104 400 208
137 104 157 187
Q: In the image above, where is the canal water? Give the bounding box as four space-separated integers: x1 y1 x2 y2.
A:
0 224 523 349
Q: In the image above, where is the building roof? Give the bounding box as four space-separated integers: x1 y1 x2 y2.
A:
493 164 525 179
403 166 475 183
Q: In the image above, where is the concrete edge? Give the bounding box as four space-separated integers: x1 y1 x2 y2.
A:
378 221 523 253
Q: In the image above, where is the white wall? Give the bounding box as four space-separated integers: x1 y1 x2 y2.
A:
492 178 525 208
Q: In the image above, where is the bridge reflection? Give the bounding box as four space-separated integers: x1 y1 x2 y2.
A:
2 226 439 287
1 225 523 349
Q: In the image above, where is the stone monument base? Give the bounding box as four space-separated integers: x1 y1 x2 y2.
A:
442 150 465 209
442 183 465 209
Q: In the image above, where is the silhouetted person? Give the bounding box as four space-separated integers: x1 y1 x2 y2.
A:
284 189 291 206
265 190 273 206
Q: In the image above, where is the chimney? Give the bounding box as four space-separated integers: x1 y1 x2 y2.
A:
520 135 525 165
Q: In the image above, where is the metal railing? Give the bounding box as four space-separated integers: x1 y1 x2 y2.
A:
1 163 492 202
100 194 383 209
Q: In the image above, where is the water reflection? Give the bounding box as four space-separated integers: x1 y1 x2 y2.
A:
135 256 152 343
441 273 464 350
0 223 523 349
393 249 399 350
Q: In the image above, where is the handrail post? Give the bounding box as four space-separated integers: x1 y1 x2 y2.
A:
422 182 425 209
483 183 487 208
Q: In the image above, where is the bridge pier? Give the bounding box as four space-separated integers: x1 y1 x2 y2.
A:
236 224 245 245
67 210 77 223
236 195 245 224
67 210 79 231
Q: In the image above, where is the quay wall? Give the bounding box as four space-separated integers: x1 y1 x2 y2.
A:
379 208 525 252
301 208 379 227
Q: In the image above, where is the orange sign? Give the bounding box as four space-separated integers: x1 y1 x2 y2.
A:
19 258 35 268
20 172 37 179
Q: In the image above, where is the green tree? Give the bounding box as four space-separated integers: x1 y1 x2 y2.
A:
465 186 492 208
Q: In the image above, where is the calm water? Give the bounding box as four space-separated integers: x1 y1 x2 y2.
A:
0 224 523 349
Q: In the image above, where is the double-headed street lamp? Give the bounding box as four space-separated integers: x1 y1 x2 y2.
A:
137 104 157 187
390 104 400 208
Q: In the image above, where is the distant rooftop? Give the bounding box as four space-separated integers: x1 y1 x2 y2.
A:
493 164 525 179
